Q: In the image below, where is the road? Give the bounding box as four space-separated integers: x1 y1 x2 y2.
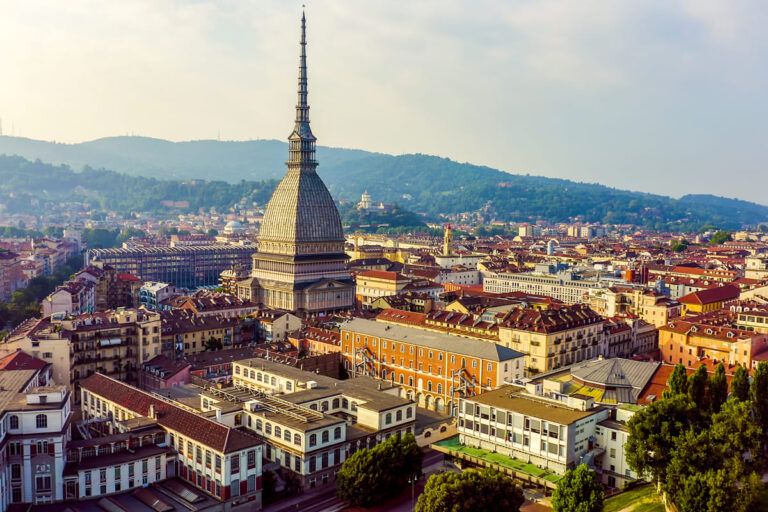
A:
266 448 446 512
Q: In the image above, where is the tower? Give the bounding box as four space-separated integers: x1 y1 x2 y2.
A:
250 11 354 314
443 224 453 257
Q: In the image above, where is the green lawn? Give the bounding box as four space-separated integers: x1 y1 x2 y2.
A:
604 484 663 512
434 436 563 483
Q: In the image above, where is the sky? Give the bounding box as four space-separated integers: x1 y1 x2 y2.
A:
1 0 767 203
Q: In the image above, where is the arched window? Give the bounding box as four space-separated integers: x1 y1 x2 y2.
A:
270 376 276 386
294 434 302 445
36 414 48 429
265 422 272 435
385 413 392 425
427 382 433 392
274 426 282 438
334 427 342 440
284 429 291 442
9 415 18 430
399 374 404 384
437 384 442 394
342 398 349 409
310 403 318 411
406 407 413 418
309 434 317 447
396 410 402 422
256 419 263 431
321 401 329 412
332 398 340 409
322 430 329 443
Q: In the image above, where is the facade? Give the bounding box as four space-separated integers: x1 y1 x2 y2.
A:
496 304 606 373
0 367 71 508
139 281 180 311
159 309 241 356
746 255 768 280
456 386 610 475
231 357 415 490
41 280 95 318
483 271 604 304
86 244 254 289
659 319 768 369
594 406 639 488
249 13 354 314
340 317 525 414
3 309 162 396
80 373 264 507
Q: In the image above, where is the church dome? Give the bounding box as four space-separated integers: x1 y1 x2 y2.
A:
259 170 344 244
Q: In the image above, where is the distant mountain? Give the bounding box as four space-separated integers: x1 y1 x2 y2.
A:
1 135 766 231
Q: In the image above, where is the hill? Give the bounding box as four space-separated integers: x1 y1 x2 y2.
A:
1 135 767 230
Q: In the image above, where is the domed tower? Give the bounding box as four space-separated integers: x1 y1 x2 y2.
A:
251 12 354 313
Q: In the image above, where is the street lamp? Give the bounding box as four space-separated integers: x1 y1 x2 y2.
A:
408 474 418 508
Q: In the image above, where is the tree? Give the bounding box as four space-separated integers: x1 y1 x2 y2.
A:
626 394 698 483
204 337 223 351
709 231 732 245
687 365 709 411
750 361 768 432
415 468 524 512
337 433 422 507
667 364 689 396
709 362 727 413
731 366 749 401
551 464 603 512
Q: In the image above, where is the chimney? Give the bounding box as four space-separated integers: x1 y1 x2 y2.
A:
148 404 157 420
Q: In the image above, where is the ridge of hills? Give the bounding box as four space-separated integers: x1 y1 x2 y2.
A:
0 135 766 231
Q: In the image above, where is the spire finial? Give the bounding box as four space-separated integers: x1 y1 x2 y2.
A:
287 8 317 173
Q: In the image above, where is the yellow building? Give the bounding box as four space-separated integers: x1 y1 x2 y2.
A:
678 285 740 316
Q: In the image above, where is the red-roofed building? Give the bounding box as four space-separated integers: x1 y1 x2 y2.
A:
81 373 263 506
679 284 740 316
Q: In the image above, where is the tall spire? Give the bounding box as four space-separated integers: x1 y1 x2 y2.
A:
287 9 317 173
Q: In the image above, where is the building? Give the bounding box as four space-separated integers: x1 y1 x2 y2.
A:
496 304 606 373
86 244 255 289
594 406 639 488
2 309 162 396
340 317 525 415
483 271 604 304
249 14 354 314
0 366 72 507
80 373 264 507
41 280 95 318
456 386 610 476
139 282 180 311
159 309 241 356
231 357 416 490
743 255 767 280
678 284 740 316
659 319 768 369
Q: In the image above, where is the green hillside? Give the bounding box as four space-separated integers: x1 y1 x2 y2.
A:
1 136 766 231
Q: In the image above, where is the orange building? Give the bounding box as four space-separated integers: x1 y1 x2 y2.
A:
659 319 768 370
339 317 525 415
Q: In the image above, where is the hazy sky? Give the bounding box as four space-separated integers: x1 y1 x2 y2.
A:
1 1 767 203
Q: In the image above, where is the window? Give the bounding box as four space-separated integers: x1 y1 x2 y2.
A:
294 433 302 446
396 410 402 421
231 479 240 497
406 407 412 418
11 464 21 480
309 434 317 447
9 415 18 429
231 454 240 474
36 414 48 429
274 426 282 438
284 429 291 442
265 423 272 435
321 430 329 443
255 419 263 431
385 413 392 425
247 450 256 469
215 455 222 473
334 427 342 439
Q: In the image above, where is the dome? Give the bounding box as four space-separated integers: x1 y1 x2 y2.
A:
223 220 244 234
259 170 344 245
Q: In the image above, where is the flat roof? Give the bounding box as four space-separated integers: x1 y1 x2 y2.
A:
466 386 605 425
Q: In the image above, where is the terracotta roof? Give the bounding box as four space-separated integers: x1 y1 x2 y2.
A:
356 270 408 281
81 373 260 453
678 284 740 305
0 350 48 371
